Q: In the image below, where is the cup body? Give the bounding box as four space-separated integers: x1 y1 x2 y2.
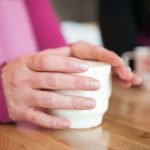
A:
122 46 150 90
134 47 150 90
49 61 112 129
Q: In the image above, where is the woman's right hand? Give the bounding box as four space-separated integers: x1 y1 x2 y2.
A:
1 47 100 129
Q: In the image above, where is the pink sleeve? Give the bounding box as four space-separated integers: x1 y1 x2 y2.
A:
0 63 11 123
25 0 67 50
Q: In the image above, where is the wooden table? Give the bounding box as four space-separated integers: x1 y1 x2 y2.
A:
1 84 150 150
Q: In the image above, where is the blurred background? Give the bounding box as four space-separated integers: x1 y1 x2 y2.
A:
52 0 98 21
51 0 150 88
52 0 150 57
51 0 103 46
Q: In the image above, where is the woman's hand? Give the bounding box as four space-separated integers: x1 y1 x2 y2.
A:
2 48 100 129
1 41 142 129
69 42 142 88
44 41 142 87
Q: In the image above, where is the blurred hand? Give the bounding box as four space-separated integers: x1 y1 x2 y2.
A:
143 51 150 72
1 41 142 129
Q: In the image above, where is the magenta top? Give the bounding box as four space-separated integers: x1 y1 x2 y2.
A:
0 0 66 123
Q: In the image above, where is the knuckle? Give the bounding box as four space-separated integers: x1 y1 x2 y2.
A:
8 105 24 121
39 55 49 69
49 118 59 129
44 73 57 89
29 114 38 123
49 118 57 128
16 56 25 64
65 59 77 72
30 54 40 68
15 56 28 70
25 111 38 123
9 70 29 87
30 93 38 105
74 78 85 89
72 98 82 109
40 55 46 68
6 57 29 87
41 94 56 108
9 71 19 86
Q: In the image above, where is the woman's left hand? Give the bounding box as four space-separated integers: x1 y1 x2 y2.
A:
43 41 142 88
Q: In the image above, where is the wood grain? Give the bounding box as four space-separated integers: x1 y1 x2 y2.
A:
0 84 150 150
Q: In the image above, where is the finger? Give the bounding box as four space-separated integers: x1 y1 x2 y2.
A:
24 53 89 73
70 42 133 80
70 42 124 67
112 73 142 88
112 66 134 81
30 72 100 90
130 74 142 85
113 70 142 85
25 108 70 129
29 90 96 110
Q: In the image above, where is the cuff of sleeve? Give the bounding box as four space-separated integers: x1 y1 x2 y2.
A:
0 63 11 123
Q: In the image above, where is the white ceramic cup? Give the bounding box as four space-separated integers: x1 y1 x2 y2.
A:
122 46 150 91
49 60 112 129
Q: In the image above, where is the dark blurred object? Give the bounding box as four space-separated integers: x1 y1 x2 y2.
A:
98 0 150 56
52 0 98 22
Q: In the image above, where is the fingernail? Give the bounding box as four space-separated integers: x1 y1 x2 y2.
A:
87 80 100 90
59 120 70 128
78 63 89 71
82 99 96 108
135 76 142 84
